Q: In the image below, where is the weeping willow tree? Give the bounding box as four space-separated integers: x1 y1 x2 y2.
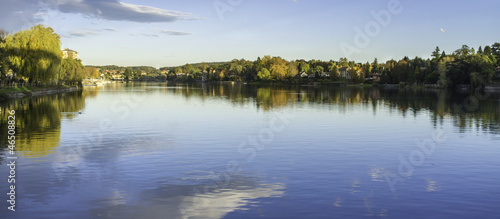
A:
0 29 10 82
2 24 61 83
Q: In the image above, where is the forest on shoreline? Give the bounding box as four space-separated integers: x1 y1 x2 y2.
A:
1 25 499 89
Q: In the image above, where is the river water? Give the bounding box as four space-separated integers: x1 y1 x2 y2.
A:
1 82 499 218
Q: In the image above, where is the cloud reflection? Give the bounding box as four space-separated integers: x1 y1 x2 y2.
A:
89 177 285 219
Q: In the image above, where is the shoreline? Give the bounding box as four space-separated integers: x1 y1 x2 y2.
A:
0 86 79 101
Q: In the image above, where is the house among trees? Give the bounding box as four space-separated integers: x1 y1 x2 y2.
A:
62 48 78 59
339 67 351 79
368 73 382 82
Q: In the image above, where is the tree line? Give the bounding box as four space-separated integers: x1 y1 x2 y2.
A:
1 25 498 88
164 44 500 88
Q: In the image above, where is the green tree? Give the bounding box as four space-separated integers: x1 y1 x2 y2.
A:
339 57 349 67
174 67 182 74
269 57 288 80
362 62 371 75
3 25 62 83
455 45 472 58
437 60 448 87
431 46 441 61
200 62 209 72
315 66 324 78
59 58 84 85
0 29 9 82
257 68 272 81
287 61 299 78
182 64 194 74
298 61 310 73
124 68 132 79
491 42 500 65
84 67 100 79
483 46 492 56
371 58 379 73
329 63 339 80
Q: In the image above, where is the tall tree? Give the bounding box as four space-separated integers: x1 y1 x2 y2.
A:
3 25 62 83
431 46 441 61
339 57 349 67
362 62 371 76
483 45 492 56
329 63 339 80
0 29 9 82
287 61 299 78
314 66 324 78
491 42 500 65
269 56 288 80
298 61 310 73
437 60 448 87
371 58 379 73
59 58 84 85
477 46 483 54
124 68 132 79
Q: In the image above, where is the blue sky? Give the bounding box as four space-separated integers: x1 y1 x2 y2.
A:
1 0 499 67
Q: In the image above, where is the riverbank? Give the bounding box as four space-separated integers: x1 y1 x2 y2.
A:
0 85 79 101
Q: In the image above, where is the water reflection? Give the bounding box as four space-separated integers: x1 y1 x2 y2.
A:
3 83 499 159
89 177 285 219
0 83 498 218
0 90 86 157
152 83 499 134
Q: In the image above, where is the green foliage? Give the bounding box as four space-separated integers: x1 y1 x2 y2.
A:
174 67 182 74
329 63 339 81
437 60 448 87
298 61 310 73
425 72 439 84
84 67 100 79
431 46 441 61
287 61 299 78
350 67 365 83
2 25 61 83
257 68 272 81
182 63 194 74
492 42 500 65
0 29 10 81
339 57 349 67
59 58 84 85
314 66 324 78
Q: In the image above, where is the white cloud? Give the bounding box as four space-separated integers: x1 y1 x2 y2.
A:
53 0 194 23
102 28 117 32
68 30 101 37
141 33 159 38
0 0 196 32
160 30 192 36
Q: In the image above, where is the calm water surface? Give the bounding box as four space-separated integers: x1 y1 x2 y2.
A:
1 82 499 218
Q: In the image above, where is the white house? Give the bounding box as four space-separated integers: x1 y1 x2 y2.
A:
62 48 78 59
339 67 352 79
